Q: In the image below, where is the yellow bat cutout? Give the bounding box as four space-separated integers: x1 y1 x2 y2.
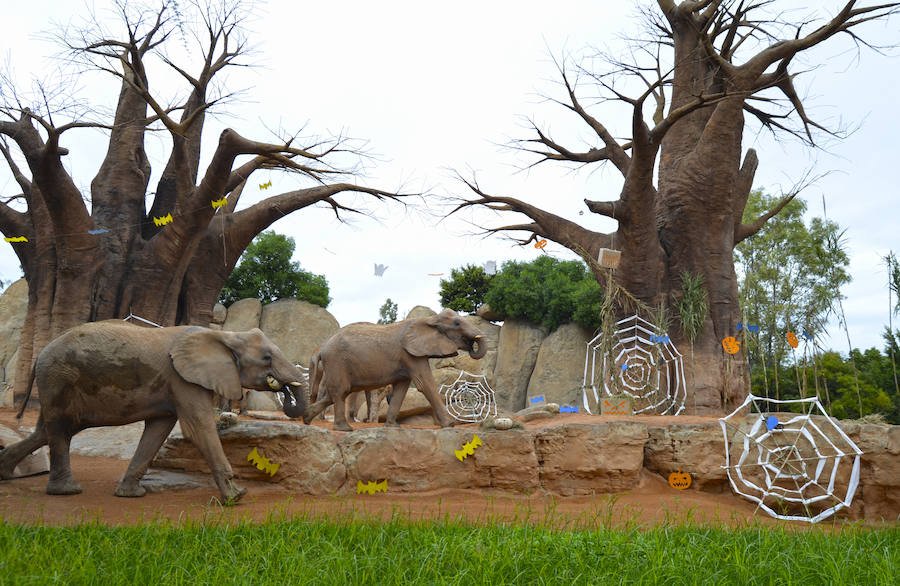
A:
153 213 173 227
246 447 281 477
4 236 28 242
211 197 228 210
455 434 483 462
259 180 272 190
356 479 388 495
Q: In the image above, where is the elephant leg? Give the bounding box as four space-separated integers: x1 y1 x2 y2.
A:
411 371 454 427
327 384 353 432
0 416 48 479
115 415 177 498
303 394 333 424
364 390 376 423
45 425 81 495
346 391 361 423
174 392 246 504
384 380 410 426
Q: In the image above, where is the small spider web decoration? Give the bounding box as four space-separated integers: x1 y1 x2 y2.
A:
273 364 310 409
582 314 686 415
719 394 862 523
439 371 497 423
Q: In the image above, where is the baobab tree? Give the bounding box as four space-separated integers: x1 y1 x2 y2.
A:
0 2 404 400
453 1 898 414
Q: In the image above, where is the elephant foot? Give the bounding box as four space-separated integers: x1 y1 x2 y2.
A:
114 480 147 498
384 420 400 428
333 421 353 432
46 476 83 495
222 481 247 506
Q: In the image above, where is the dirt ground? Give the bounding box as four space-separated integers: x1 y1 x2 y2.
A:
0 408 853 529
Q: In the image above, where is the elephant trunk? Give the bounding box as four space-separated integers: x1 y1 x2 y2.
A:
468 335 488 359
280 382 308 419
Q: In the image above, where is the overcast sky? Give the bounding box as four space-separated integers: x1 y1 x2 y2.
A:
1 1 898 353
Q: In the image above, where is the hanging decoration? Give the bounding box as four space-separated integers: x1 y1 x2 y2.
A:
153 213 173 227
534 239 548 249
719 394 862 523
4 236 27 242
722 336 741 355
597 248 621 269
786 332 799 348
259 180 272 190
211 197 228 209
88 229 109 235
582 314 686 415
439 371 497 423
374 263 388 277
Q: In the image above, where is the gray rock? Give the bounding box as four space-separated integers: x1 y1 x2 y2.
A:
475 303 502 321
259 298 339 367
493 319 547 411
0 279 27 388
211 303 227 325
223 298 262 331
526 323 593 408
405 305 437 320
243 389 282 412
0 349 17 407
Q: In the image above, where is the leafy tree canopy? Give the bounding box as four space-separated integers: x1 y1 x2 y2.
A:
439 265 495 314
735 191 849 363
219 231 330 307
481 256 604 332
378 298 398 324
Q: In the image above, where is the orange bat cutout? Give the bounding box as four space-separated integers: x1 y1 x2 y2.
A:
786 332 799 348
4 236 28 242
356 479 388 495
259 180 272 190
722 336 741 355
455 434 483 462
211 197 228 210
534 239 548 249
246 447 280 477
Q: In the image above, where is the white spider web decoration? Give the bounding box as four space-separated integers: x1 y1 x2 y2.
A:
273 364 310 409
719 394 862 523
439 371 497 423
582 314 686 415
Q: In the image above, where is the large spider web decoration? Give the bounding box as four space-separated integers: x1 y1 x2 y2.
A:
439 371 497 423
273 364 310 409
582 315 686 415
719 394 862 523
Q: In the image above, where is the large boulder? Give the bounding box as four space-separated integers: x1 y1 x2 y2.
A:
1 349 18 407
846 422 900 521
0 279 27 400
405 305 437 320
259 298 339 367
211 303 227 325
223 298 262 331
492 319 547 411
153 420 346 495
525 323 592 408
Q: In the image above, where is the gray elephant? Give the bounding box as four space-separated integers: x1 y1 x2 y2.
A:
303 309 487 431
0 321 307 503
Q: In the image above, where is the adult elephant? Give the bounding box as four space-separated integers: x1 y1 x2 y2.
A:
303 309 487 431
0 321 307 503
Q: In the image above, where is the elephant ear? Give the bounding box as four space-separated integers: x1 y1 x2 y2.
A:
170 327 243 400
402 317 459 358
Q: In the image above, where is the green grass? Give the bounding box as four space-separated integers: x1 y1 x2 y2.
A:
0 512 897 585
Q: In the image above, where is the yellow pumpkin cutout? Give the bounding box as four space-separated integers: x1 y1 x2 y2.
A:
668 469 692 490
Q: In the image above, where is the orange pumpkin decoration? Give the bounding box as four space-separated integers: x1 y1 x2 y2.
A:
722 336 741 355
786 331 799 348
534 239 548 249
668 469 692 490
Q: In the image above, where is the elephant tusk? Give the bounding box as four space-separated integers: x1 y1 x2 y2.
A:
288 381 303 387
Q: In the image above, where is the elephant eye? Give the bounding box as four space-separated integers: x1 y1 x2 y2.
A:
454 319 460 326
263 353 272 363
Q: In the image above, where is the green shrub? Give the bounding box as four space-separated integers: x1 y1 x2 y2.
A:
439 264 494 314
484 256 603 331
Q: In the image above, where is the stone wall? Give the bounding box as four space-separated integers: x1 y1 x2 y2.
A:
152 418 900 522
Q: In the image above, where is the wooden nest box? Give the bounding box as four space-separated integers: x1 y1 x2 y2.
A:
597 248 622 269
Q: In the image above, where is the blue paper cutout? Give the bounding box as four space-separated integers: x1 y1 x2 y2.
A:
802 329 813 341
88 229 108 235
650 334 670 344
621 363 629 371
530 395 544 404
766 416 779 431
560 406 578 413
747 325 759 333
737 322 743 331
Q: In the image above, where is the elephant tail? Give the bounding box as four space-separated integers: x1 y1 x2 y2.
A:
15 362 37 419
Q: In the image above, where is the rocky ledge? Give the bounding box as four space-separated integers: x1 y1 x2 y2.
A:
152 418 900 522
